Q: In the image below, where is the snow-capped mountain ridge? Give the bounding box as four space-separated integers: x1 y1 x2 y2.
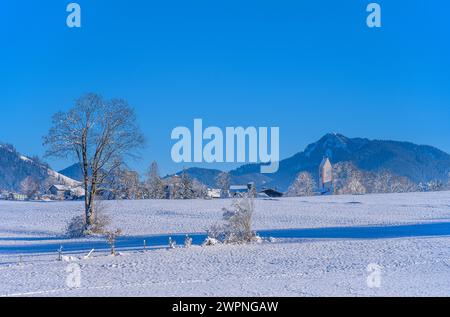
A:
0 143 80 192
167 133 450 192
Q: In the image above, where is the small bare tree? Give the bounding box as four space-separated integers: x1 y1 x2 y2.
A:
146 161 166 199
43 93 145 234
207 195 257 244
172 169 195 199
106 229 122 256
20 176 40 199
215 172 231 198
286 171 316 197
111 167 142 199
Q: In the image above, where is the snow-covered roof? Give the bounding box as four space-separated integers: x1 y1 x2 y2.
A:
230 185 248 191
50 184 71 191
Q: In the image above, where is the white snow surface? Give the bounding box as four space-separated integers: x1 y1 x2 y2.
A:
1 191 449 239
0 191 449 296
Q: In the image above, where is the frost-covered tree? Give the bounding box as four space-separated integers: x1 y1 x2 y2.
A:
334 162 417 195
207 195 258 244
286 171 316 197
333 162 366 195
43 93 145 234
346 176 366 195
192 179 208 199
372 171 416 193
146 161 166 199
168 237 176 249
184 234 192 248
111 168 141 199
427 180 444 192
106 229 122 256
248 182 257 198
215 172 231 198
172 169 195 199
20 176 40 199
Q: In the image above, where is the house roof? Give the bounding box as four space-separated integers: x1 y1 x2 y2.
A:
230 185 248 191
260 188 283 197
50 184 71 191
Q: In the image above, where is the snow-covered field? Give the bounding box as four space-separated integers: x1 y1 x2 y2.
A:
0 191 449 296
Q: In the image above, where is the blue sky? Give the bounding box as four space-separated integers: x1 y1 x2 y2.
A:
1 0 449 175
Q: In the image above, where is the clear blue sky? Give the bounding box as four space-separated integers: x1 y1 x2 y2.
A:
1 0 449 176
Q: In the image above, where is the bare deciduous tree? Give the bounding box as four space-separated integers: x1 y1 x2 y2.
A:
172 169 195 199
146 161 166 199
43 93 145 234
207 195 257 244
111 167 142 200
286 171 316 197
215 172 231 198
20 176 40 199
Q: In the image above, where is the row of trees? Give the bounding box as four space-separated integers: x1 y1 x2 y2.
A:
286 161 450 197
40 93 450 235
105 162 210 200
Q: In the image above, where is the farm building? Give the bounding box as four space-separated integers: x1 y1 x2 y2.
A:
0 192 28 201
49 185 85 200
229 183 256 197
229 185 248 197
259 188 283 198
206 188 221 199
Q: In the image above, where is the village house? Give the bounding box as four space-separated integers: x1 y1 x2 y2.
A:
0 192 28 201
259 188 283 198
229 182 257 197
0 190 8 200
206 188 221 199
49 184 85 200
229 185 249 197
49 184 71 200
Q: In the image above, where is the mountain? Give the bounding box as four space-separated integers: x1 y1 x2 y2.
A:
59 163 83 182
171 133 450 192
0 143 81 192
163 167 223 188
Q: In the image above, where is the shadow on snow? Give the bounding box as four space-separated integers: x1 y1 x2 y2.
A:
1 222 450 255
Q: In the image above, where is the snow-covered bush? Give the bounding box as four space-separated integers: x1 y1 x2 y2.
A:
184 235 192 248
286 171 317 197
207 196 258 244
105 229 122 256
169 237 176 249
66 211 111 238
66 215 85 238
202 237 220 246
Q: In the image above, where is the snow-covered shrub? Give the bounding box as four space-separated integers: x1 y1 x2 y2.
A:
202 237 220 246
184 235 192 248
66 215 85 238
65 212 111 238
286 171 317 197
105 229 122 256
168 237 177 249
207 196 258 244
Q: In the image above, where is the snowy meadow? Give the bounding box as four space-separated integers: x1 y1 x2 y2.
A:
0 191 449 296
